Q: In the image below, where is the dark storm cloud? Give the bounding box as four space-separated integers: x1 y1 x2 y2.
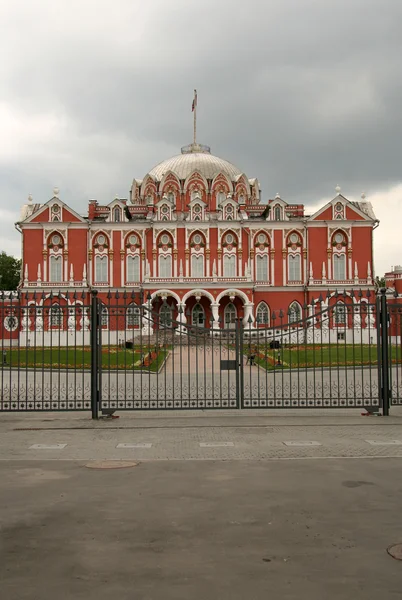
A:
1 0 402 273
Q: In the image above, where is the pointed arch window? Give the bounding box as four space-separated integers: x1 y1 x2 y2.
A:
191 255 204 277
256 255 268 281
127 255 140 282
95 256 108 283
113 206 121 222
274 205 281 221
127 303 140 327
223 255 236 277
100 305 108 327
159 255 172 277
288 255 301 282
49 304 62 328
192 303 205 326
224 303 237 328
160 304 173 327
334 301 346 325
256 302 270 325
333 254 346 280
289 302 302 324
49 256 63 283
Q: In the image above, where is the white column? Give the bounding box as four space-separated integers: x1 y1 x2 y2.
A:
142 301 153 334
270 253 274 285
282 254 286 286
327 251 332 280
243 303 255 327
218 253 222 277
37 264 42 284
348 253 352 280
238 253 242 277
176 302 187 334
206 252 210 277
121 255 125 287
211 303 220 329
173 253 178 278
322 261 327 284
109 254 113 287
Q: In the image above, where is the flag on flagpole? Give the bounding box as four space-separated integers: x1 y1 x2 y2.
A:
192 89 197 112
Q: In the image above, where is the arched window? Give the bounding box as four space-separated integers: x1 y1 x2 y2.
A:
95 256 108 283
191 255 204 277
127 304 140 327
159 255 172 277
274 205 281 221
217 191 226 205
289 302 302 324
223 255 236 277
49 256 63 283
288 255 301 282
192 303 205 326
49 304 62 327
333 255 346 280
113 207 121 222
160 304 173 327
224 302 237 328
334 301 346 325
100 305 108 327
256 255 268 281
127 255 140 282
256 302 269 325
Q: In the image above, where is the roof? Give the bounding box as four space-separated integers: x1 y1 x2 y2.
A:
147 144 243 181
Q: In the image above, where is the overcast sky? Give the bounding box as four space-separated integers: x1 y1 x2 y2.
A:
1 0 401 275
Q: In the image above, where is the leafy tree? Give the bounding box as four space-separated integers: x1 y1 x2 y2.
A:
0 252 22 290
374 275 386 290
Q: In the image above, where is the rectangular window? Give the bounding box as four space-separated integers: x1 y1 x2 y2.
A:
159 255 172 277
333 255 346 280
223 255 236 277
191 255 204 277
288 255 301 282
127 256 140 282
50 256 62 282
256 255 268 281
95 256 108 282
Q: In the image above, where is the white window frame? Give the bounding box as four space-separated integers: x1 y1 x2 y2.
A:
95 255 108 283
191 254 204 277
256 254 268 281
223 254 236 277
334 301 346 326
288 255 301 282
49 303 63 328
127 304 140 327
127 255 140 282
289 302 302 324
100 305 108 327
224 302 237 328
333 254 346 280
49 255 63 283
256 302 270 325
192 303 205 326
159 254 172 277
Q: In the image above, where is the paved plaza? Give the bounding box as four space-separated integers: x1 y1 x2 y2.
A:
1 411 402 599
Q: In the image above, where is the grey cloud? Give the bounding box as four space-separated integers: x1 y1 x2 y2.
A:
1 0 402 267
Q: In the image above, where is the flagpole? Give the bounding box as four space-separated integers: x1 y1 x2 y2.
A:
193 89 197 145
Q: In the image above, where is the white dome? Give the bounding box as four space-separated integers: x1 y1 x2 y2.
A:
148 144 243 181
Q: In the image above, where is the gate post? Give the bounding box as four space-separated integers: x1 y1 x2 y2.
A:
379 288 390 416
235 318 242 409
90 290 99 420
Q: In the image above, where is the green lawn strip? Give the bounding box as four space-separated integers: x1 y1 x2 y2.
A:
249 344 402 370
6 346 167 371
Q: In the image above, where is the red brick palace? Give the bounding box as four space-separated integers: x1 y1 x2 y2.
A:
1 139 379 343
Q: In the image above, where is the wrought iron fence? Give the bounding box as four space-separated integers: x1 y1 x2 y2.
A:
0 288 401 416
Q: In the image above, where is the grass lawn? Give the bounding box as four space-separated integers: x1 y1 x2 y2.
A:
4 346 167 372
245 344 402 370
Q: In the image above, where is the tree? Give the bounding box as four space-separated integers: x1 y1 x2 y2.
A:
375 275 386 291
0 252 22 291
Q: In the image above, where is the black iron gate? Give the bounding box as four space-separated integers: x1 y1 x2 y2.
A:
1 289 401 416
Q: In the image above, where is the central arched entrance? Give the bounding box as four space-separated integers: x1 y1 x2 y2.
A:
192 302 205 327
224 302 237 328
